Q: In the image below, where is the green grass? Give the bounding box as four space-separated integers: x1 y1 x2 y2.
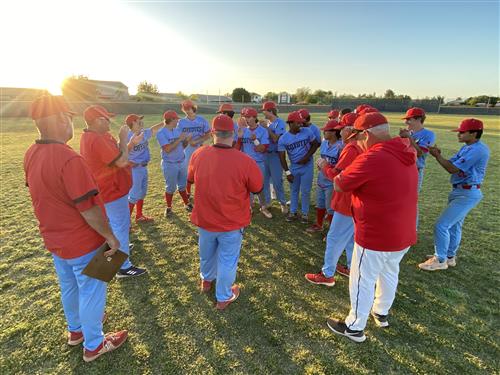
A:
1 112 499 374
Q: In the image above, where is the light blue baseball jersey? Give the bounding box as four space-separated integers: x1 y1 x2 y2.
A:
267 118 286 152
412 128 436 169
317 139 344 187
278 127 316 164
127 128 153 164
449 141 490 185
156 127 185 163
240 126 270 163
305 123 322 143
178 115 210 141
233 122 239 142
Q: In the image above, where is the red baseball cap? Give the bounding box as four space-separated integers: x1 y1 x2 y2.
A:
286 111 305 123
242 107 258 118
125 114 144 126
328 110 340 119
298 108 310 119
347 112 388 140
261 101 277 112
358 107 378 115
355 104 372 114
30 95 75 120
216 103 234 113
452 118 484 132
181 99 196 111
403 107 425 119
212 114 234 131
163 110 179 121
340 112 358 126
83 105 115 123
321 119 342 131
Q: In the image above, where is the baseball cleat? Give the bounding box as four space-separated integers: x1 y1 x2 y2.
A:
305 272 335 287
285 213 298 222
306 224 322 233
371 312 389 328
418 256 448 271
300 214 309 224
164 207 172 218
135 215 154 223
185 203 194 212
326 318 366 343
260 207 273 219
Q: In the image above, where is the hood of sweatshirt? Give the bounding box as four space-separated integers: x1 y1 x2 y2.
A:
372 137 417 166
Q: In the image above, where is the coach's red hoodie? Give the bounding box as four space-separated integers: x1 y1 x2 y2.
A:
335 136 418 251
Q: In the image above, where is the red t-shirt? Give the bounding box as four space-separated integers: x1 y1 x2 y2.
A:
322 141 363 217
24 140 105 259
334 137 418 251
188 144 263 232
79 130 132 203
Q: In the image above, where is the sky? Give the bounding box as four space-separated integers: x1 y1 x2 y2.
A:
1 0 498 99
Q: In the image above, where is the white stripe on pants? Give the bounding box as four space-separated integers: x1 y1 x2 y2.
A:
345 243 409 331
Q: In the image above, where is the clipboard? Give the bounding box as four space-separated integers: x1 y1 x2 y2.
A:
82 243 128 282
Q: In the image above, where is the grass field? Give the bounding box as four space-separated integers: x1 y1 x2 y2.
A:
0 112 499 374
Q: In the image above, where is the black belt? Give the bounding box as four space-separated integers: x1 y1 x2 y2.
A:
453 184 480 189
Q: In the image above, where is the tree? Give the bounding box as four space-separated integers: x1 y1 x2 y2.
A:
466 95 498 106
137 81 159 95
263 92 278 102
176 91 188 100
232 88 251 103
295 87 311 103
189 94 199 101
384 89 396 99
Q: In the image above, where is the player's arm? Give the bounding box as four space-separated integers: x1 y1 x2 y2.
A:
80 206 120 255
194 131 212 145
162 134 187 153
113 125 132 168
279 151 294 183
266 127 281 143
297 139 320 164
150 121 165 136
429 146 460 174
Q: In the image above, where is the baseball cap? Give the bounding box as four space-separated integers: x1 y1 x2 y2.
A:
242 107 258 118
340 112 358 126
181 99 196 111
328 110 340 119
355 104 372 114
163 110 179 121
30 95 75 120
212 114 234 131
286 111 305 124
452 118 483 132
261 101 277 112
402 107 426 119
298 108 310 119
347 112 388 140
358 107 378 115
83 105 115 123
125 114 144 126
321 119 342 131
216 103 234 113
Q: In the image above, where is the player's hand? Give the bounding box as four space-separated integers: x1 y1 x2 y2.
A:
118 125 129 143
250 133 257 141
179 132 188 140
259 119 269 127
104 235 120 257
255 144 266 152
399 128 411 138
297 156 310 165
286 174 294 183
316 158 327 169
429 145 441 157
237 116 247 128
130 131 144 145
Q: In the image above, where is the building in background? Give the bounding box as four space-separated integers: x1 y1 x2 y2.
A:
62 77 129 101
278 92 291 104
251 93 262 103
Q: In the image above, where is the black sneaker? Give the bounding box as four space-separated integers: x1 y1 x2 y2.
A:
185 203 193 212
129 243 134 251
285 213 298 222
116 266 147 279
371 312 389 328
164 207 172 218
300 214 309 224
326 318 366 343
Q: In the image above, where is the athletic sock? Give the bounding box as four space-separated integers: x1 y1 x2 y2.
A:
186 183 192 196
326 214 333 224
178 190 190 205
316 208 326 227
136 199 144 218
164 192 173 208
129 203 135 216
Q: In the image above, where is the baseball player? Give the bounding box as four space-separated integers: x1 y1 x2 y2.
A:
306 119 344 233
326 112 418 343
25 96 127 362
80 105 147 278
235 107 272 219
125 114 165 223
298 108 322 144
327 109 340 121
278 111 320 223
399 107 436 229
305 113 361 285
156 110 193 217
216 103 239 145
418 118 489 271
188 114 263 310
260 101 288 213
178 100 211 199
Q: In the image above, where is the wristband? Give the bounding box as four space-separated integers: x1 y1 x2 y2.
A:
285 170 291 176
253 139 260 146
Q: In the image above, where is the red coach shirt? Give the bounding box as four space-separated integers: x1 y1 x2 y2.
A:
323 141 363 217
188 144 263 232
24 140 105 259
334 137 418 251
80 130 132 203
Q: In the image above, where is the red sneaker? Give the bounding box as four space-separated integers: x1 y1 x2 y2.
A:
336 264 350 278
201 279 213 293
305 224 323 233
305 272 335 287
135 215 154 223
216 285 240 310
67 313 107 346
83 330 128 362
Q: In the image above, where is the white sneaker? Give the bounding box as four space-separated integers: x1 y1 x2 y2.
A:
447 256 456 267
418 256 448 271
280 203 288 214
260 207 273 219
